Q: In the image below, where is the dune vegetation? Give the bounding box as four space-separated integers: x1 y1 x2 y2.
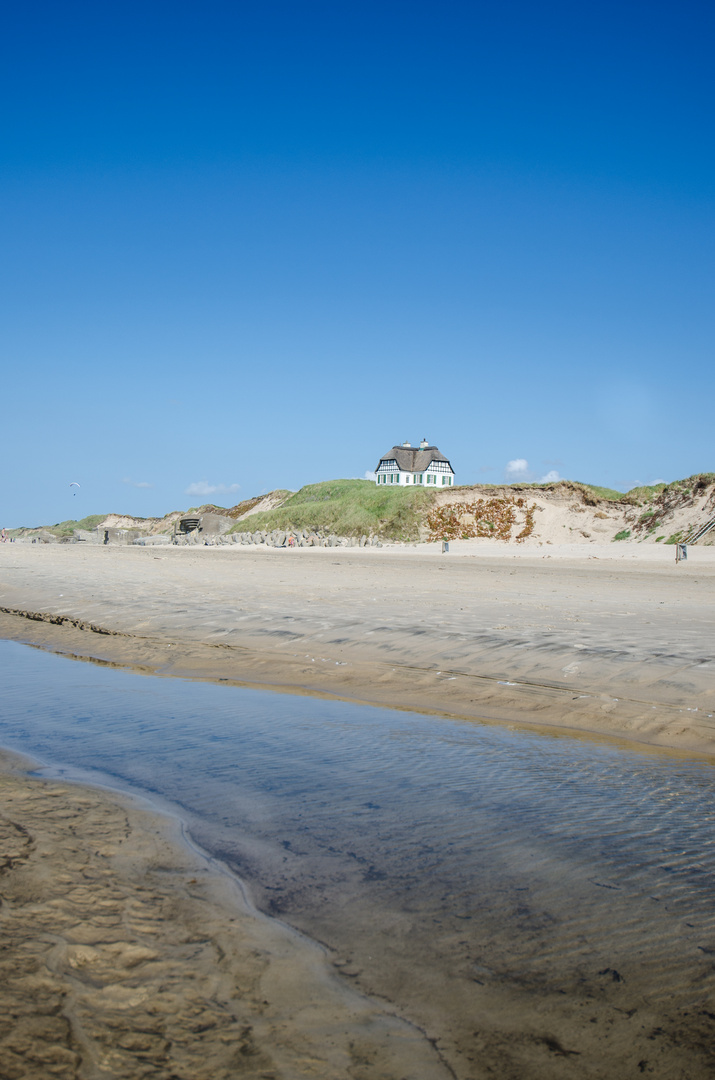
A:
228 479 434 541
8 514 108 538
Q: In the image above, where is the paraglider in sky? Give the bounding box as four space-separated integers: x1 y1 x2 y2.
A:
69 482 80 496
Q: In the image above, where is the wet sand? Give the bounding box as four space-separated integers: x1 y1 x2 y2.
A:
1 543 714 1077
0 541 714 755
3 643 715 1080
0 747 450 1080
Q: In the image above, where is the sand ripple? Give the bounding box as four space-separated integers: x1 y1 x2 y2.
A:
0 753 451 1080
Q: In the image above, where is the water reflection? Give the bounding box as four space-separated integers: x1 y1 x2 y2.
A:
1 639 714 1078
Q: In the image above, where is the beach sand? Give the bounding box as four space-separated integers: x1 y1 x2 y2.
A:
1 541 714 1076
0 747 450 1080
0 541 713 755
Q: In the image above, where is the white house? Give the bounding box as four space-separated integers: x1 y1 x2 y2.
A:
375 439 455 487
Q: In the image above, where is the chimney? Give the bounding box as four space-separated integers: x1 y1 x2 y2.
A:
420 437 428 449
402 440 411 447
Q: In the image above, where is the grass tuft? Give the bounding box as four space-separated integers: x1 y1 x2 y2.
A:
577 483 626 501
665 531 685 545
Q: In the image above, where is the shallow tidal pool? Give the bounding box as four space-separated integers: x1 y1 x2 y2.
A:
1 638 714 1078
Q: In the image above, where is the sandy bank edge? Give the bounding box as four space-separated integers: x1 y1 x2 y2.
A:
1 607 713 763
0 746 451 1080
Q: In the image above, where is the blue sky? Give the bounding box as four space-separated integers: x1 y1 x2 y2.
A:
2 0 713 526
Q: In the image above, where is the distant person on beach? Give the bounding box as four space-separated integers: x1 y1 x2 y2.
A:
1 528 6 542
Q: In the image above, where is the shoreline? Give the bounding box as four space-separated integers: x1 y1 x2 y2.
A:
2 609 714 765
0 542 714 756
0 744 451 1079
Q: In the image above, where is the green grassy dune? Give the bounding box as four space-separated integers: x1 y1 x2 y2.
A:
229 479 434 541
8 514 109 538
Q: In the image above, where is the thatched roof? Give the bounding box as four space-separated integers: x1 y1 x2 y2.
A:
376 444 453 473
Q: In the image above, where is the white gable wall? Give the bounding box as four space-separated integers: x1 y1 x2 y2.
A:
375 462 455 486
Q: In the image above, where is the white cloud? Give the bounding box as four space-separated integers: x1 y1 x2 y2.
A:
621 478 666 492
505 458 531 481
184 481 241 497
364 470 377 481
121 477 154 489
505 460 563 483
